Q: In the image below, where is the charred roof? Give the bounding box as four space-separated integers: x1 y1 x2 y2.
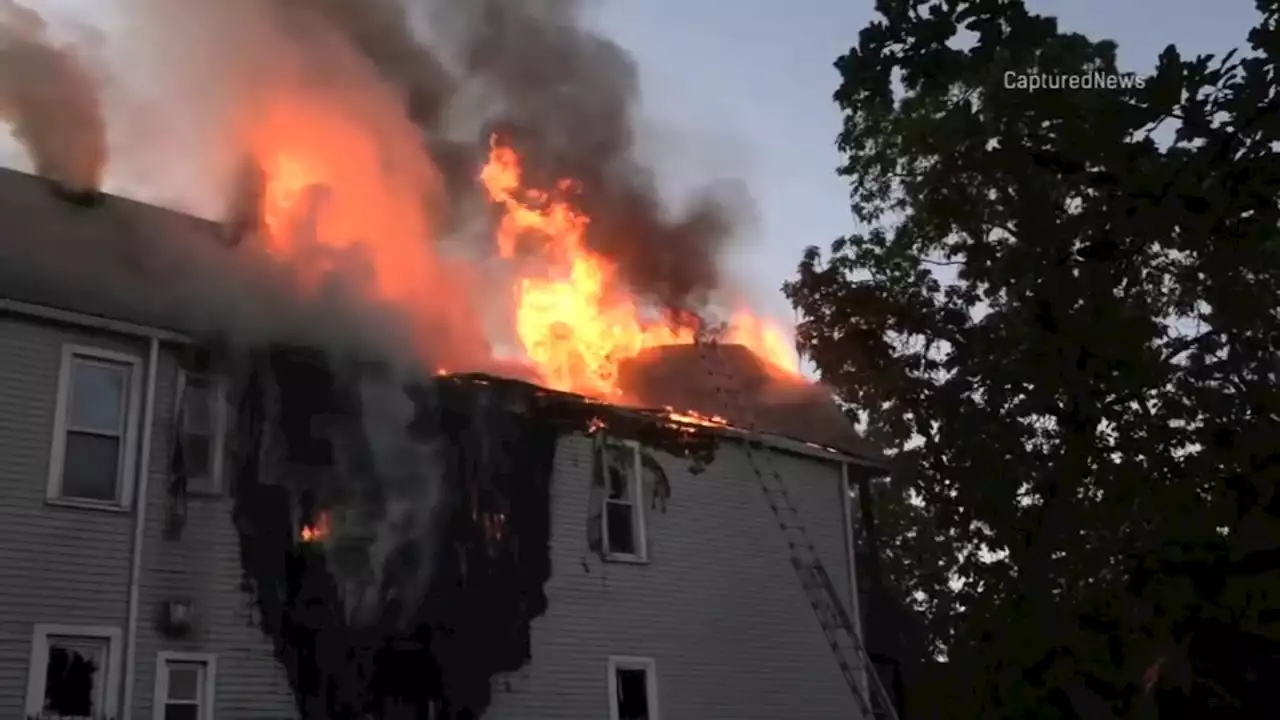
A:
0 166 885 466
619 342 885 463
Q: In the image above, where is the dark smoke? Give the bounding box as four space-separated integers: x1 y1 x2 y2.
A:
0 0 106 192
448 0 740 315
278 0 456 133
269 0 747 318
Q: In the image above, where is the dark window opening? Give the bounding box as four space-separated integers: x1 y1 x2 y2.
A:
183 433 212 478
606 502 636 555
180 375 216 482
615 667 651 720
43 643 102 716
603 442 641 557
608 463 628 499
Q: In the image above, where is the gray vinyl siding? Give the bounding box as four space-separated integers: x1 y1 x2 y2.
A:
0 313 295 719
487 434 863 720
130 348 297 720
0 308 864 720
0 316 142 717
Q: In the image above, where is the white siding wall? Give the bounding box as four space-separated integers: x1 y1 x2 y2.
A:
487 434 863 720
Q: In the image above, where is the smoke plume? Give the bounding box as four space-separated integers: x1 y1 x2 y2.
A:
444 0 740 314
0 0 105 192
128 0 746 317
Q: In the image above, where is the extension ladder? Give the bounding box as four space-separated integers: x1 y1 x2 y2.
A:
695 339 900 720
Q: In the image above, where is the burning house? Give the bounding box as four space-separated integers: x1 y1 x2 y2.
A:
0 2 905 717
0 164 898 719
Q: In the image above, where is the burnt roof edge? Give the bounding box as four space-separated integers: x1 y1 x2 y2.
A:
447 372 891 470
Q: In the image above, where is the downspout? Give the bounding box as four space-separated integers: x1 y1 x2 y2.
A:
841 461 869 698
122 337 161 720
841 462 862 636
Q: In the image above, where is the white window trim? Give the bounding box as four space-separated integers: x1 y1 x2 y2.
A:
602 439 648 563
607 655 659 720
173 369 228 495
24 623 124 719
152 651 217 720
46 344 144 511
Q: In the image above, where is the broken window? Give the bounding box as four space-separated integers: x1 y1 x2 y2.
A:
608 656 658 720
37 636 108 717
602 440 645 560
176 371 226 494
50 347 141 506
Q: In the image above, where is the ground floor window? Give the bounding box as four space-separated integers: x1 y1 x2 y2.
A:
24 624 122 719
153 651 217 720
608 655 659 720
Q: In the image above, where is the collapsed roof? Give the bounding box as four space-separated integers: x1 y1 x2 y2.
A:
618 343 885 462
0 166 885 466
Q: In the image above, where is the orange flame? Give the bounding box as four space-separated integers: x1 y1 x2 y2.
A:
663 407 729 428
300 510 330 543
252 98 438 300
478 136 799 399
249 93 489 368
250 96 799 399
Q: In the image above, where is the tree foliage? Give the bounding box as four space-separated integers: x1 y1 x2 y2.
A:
785 0 1280 717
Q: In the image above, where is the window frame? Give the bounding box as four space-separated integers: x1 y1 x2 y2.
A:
607 655 659 720
152 651 217 720
24 623 124 719
46 344 144 510
601 439 648 562
173 368 228 495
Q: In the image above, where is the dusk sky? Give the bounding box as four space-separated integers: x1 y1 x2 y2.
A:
7 1 1261 332
588 0 1258 324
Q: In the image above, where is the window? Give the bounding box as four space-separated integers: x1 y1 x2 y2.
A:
24 624 122 719
607 656 659 720
602 440 646 561
174 370 227 494
152 652 216 720
47 346 142 507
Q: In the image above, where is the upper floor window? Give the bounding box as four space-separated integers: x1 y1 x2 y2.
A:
602 439 647 561
47 346 142 508
174 370 227 494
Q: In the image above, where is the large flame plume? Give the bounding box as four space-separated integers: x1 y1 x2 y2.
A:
477 135 797 399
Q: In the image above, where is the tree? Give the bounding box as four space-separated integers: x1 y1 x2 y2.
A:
785 0 1280 717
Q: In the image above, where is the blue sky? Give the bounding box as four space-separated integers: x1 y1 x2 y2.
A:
587 0 1259 325
8 1 1262 331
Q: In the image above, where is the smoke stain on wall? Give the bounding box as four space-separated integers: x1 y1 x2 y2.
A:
222 347 719 718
